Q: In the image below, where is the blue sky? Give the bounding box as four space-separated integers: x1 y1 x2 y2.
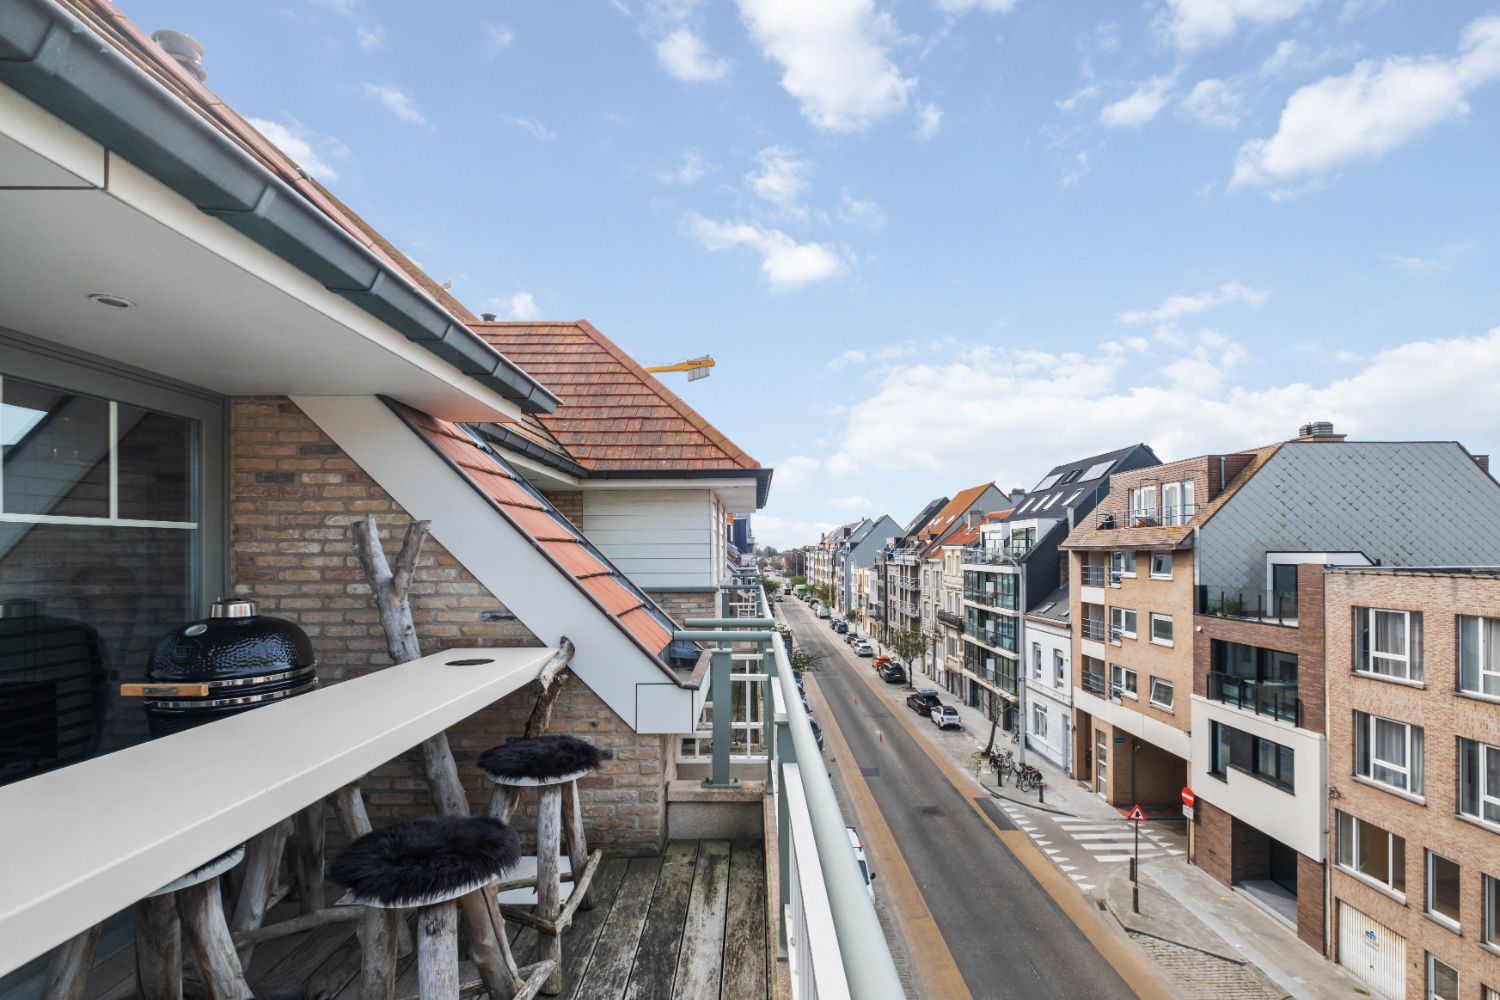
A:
126 0 1500 548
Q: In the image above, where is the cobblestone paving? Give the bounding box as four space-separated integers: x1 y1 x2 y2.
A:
1128 933 1292 1000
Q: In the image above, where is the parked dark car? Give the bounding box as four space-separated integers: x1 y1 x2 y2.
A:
809 716 825 751
880 663 906 684
832 621 847 634
905 689 942 716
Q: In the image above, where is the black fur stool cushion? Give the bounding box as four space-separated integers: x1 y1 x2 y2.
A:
328 815 520 908
478 734 611 784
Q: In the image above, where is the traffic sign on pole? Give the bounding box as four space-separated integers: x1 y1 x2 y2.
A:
1127 804 1146 822
1181 787 1195 807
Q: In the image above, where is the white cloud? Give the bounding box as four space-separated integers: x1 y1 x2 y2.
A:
1158 0 1313 53
936 0 1018 12
1056 82 1103 113
688 214 848 291
754 513 837 550
247 117 346 182
830 495 874 512
316 0 357 15
355 26 384 50
737 0 916 131
746 146 813 211
823 326 1500 483
658 147 714 185
362 83 425 125
776 455 822 492
913 102 943 140
1234 16 1500 188
1118 282 1267 325
656 28 729 81
1179 78 1244 127
1060 150 1090 187
838 190 886 230
1099 76 1175 128
1260 38 1300 76
484 22 515 50
508 116 557 141
486 291 542 321
1384 241 1475 272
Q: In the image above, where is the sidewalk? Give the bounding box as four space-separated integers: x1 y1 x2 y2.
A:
868 654 1370 1000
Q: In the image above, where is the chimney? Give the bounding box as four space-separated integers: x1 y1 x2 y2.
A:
1295 420 1346 443
151 29 207 82
1009 488 1026 505
480 312 497 322
1475 455 1491 474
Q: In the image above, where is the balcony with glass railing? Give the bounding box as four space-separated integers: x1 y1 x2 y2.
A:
1197 583 1299 626
1205 671 1301 726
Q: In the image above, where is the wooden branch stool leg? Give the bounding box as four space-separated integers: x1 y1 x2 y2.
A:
229 822 287 967
42 924 101 1000
356 907 400 1000
133 896 181 1000
535 785 564 995
178 877 253 1000
291 800 327 915
416 900 459 999
561 780 597 912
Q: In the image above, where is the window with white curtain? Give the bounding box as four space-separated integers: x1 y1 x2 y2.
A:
1354 711 1424 795
1458 615 1500 698
1458 737 1500 828
1353 607 1423 681
1336 810 1406 894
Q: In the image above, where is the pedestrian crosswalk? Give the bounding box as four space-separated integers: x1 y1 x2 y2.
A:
997 802 1187 885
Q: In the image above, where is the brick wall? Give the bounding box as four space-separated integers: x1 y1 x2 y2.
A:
229 397 671 853
1296 854 1325 953
650 590 719 623
1194 563 1327 733
1194 797 1234 886
548 490 583 523
1324 569 1500 989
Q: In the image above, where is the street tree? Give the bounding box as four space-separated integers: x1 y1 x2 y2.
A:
890 628 925 690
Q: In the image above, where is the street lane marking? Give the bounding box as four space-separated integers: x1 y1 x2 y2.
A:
822 627 1176 1000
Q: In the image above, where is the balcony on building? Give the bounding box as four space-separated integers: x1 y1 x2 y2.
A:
1205 640 1301 727
1080 656 1108 698
1197 576 1299 627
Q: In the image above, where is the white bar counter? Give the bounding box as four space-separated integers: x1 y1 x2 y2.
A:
0 646 556 974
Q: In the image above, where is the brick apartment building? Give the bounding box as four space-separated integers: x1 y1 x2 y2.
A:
1324 568 1500 1000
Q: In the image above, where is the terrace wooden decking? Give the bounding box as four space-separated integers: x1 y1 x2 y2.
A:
61 839 768 1000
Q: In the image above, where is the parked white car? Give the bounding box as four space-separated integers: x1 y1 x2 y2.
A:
854 641 874 657
930 705 961 729
816 606 830 619
846 827 876 901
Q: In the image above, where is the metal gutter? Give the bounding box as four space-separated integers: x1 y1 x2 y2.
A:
0 0 559 415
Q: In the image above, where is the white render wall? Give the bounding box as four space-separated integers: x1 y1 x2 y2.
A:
1025 619 1073 772
581 488 717 589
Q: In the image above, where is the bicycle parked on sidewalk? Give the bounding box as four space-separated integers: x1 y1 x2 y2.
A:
1014 762 1043 792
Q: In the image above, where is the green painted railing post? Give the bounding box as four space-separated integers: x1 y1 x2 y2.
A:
703 647 738 789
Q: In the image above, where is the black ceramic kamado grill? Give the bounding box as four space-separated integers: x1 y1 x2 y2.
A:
122 598 319 737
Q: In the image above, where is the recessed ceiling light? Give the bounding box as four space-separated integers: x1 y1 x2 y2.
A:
87 293 134 309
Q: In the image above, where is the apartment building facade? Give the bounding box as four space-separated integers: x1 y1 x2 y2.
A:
1025 584 1074 772
1323 567 1500 1000
964 446 1157 731
873 496 946 645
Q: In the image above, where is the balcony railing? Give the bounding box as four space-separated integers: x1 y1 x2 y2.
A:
936 609 963 628
1080 565 1107 587
1081 669 1107 697
1197 585 1299 626
1095 504 1198 529
678 570 904 998
1081 618 1107 641
961 545 1027 565
1206 671 1302 726
963 589 1016 610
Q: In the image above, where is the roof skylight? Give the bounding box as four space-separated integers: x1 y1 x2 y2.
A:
1079 460 1114 481
1033 473 1063 492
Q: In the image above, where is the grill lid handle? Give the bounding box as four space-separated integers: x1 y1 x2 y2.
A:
210 598 257 619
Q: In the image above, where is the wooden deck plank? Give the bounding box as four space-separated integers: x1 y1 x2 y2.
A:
557 857 629 1000
620 842 699 1000
719 841 767 1000
572 856 666 1000
669 841 732 1000
247 919 358 996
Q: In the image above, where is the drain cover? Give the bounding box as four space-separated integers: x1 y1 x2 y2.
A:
920 805 944 817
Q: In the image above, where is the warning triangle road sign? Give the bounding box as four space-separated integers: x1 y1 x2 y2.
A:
1127 805 1146 822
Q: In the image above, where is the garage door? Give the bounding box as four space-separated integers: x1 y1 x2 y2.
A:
1338 901 1406 999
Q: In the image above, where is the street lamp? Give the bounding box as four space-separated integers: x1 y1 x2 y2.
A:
997 548 1028 769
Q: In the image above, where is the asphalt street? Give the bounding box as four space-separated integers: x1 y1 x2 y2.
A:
783 598 1140 1000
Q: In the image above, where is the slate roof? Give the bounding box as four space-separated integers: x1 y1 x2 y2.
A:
900 497 950 539
1011 443 1159 521
1026 583 1073 625
473 322 761 473
395 404 681 667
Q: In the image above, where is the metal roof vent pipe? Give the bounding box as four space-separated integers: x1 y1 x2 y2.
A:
150 29 207 82
480 312 497 321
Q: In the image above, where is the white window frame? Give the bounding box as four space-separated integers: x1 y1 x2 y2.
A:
1458 737 1500 829
1032 641 1042 679
1032 704 1048 739
1336 810 1406 897
1053 649 1066 689
1425 851 1462 930
1149 552 1172 579
1150 613 1174 647
1484 874 1500 951
1111 663 1138 698
1110 606 1137 641
1356 607 1421 681
1355 711 1424 796
1129 485 1157 524
1458 615 1500 698
1109 550 1135 584
1427 952 1459 1000
1149 677 1174 711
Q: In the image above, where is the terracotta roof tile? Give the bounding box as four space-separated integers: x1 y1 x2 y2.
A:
474 321 761 473
398 407 685 666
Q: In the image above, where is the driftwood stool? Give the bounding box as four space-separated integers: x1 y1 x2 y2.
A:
480 736 606 996
329 816 551 1000
135 844 252 1000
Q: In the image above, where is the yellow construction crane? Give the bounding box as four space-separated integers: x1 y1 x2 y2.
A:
643 356 715 381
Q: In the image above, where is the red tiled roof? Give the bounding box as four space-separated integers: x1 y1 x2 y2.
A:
474 322 761 473
400 408 675 659
915 483 996 542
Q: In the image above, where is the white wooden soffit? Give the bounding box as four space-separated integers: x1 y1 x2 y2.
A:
292 395 701 736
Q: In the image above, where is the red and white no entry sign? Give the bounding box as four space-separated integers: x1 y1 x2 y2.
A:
1181 787 1195 808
